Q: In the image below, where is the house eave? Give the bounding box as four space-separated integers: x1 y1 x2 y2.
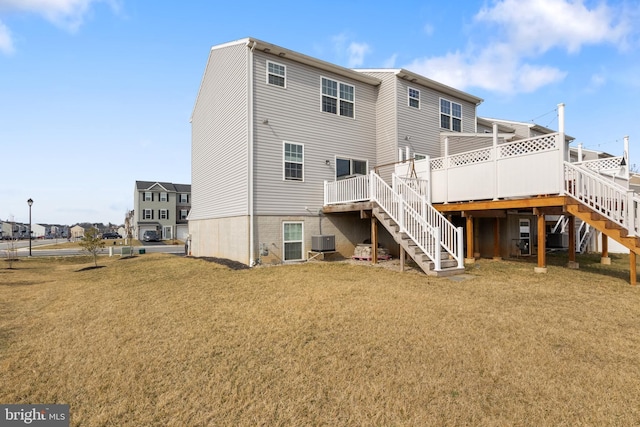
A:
393 69 483 105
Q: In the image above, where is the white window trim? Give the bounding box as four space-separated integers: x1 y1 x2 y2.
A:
180 194 188 204
283 141 304 182
144 192 152 201
180 209 188 220
159 209 168 220
143 209 152 220
408 87 420 109
160 192 168 202
283 221 304 261
320 76 355 119
266 60 286 88
440 97 463 132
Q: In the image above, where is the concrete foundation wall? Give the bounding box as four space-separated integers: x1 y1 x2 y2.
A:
189 216 250 265
189 212 397 266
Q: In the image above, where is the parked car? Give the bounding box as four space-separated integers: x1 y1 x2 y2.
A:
142 230 159 242
102 232 122 239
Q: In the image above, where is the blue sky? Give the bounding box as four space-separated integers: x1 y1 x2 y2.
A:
1 0 639 226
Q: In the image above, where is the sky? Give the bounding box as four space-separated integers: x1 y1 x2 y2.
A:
1 0 639 226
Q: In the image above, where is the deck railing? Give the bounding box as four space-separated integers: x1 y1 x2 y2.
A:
324 174 370 206
564 162 637 237
430 133 563 203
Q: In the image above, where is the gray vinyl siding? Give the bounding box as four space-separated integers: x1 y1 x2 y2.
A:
363 72 398 169
190 43 249 220
252 50 378 215
397 79 443 159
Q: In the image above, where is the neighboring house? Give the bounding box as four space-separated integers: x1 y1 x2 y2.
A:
70 225 85 240
190 37 638 283
133 181 191 241
31 224 46 238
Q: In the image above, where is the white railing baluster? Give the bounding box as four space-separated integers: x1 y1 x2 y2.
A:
565 162 638 238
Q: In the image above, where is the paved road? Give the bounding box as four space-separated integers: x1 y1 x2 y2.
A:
1 240 185 257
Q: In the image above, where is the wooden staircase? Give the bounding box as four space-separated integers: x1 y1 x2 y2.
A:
565 199 640 256
372 206 465 277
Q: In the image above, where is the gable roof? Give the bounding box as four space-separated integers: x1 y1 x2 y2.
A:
135 181 191 192
481 117 575 141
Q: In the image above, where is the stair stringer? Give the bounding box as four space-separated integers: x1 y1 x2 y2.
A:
565 201 640 256
371 204 465 277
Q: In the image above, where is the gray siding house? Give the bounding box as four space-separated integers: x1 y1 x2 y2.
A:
133 181 191 241
189 37 488 266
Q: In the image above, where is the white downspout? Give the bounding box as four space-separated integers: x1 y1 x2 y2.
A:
248 41 256 266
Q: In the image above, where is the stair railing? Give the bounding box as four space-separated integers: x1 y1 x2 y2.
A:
564 162 637 237
394 174 464 268
577 221 592 253
369 171 465 270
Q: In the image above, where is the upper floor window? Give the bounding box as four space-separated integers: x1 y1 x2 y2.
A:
160 192 168 202
144 192 153 201
321 77 354 118
179 193 189 204
143 209 153 220
267 61 286 87
180 209 189 220
284 142 303 181
336 158 367 180
159 209 169 220
408 88 420 109
440 98 462 132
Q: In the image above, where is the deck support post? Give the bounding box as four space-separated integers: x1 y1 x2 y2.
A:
371 215 378 265
493 217 502 260
465 214 475 264
400 245 405 272
601 233 611 265
567 215 579 269
534 209 547 273
631 252 637 286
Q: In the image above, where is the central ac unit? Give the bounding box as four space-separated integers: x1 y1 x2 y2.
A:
311 235 335 252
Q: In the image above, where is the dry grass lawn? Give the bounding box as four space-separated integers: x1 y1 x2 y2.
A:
1 253 639 426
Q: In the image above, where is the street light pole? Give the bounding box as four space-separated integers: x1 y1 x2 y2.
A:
27 198 33 257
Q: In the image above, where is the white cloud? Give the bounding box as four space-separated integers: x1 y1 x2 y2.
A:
347 42 370 68
475 0 630 54
0 20 13 54
0 0 120 54
331 33 371 68
403 0 632 94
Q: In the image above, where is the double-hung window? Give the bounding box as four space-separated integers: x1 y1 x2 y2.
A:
283 222 303 261
408 88 420 108
440 98 462 132
159 209 168 220
143 209 153 220
267 61 286 87
144 192 153 201
179 194 188 204
284 142 303 181
160 192 168 202
321 77 354 118
180 209 188 220
336 158 367 180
